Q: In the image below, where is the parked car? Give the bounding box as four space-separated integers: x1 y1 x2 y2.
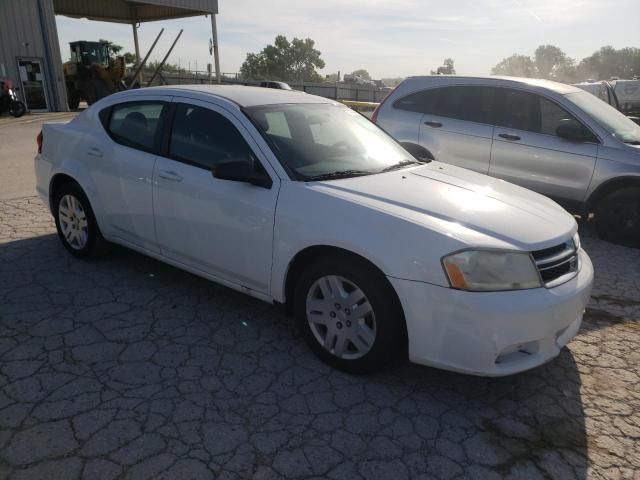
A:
573 80 640 126
374 76 640 245
35 85 593 376
260 81 292 90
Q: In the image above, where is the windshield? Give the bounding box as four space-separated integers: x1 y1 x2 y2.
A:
245 103 414 180
565 90 640 144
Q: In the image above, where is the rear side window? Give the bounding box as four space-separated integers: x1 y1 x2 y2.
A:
494 89 585 137
169 103 255 170
394 86 496 124
107 101 166 151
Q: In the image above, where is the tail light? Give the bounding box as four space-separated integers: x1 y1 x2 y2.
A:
37 130 43 154
371 83 400 123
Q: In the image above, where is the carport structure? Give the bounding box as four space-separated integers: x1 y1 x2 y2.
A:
55 0 220 84
0 0 219 112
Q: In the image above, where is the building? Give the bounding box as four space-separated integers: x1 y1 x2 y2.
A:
0 0 219 112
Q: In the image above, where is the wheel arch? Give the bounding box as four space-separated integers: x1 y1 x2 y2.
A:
586 175 640 213
282 245 405 318
49 173 80 212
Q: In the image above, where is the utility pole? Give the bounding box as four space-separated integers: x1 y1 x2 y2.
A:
210 14 221 84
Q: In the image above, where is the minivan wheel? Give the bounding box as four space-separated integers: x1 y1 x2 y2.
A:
53 182 107 258
293 255 405 374
594 187 640 247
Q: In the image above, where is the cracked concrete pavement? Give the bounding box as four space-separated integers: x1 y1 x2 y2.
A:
0 196 638 479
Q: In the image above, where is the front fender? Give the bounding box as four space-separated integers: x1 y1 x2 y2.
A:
270 182 459 302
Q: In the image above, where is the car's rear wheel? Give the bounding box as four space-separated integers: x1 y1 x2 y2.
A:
53 182 107 258
594 187 640 247
293 255 405 374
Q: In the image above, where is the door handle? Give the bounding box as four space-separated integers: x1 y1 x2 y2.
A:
87 147 103 157
498 133 521 141
424 120 443 128
158 170 183 182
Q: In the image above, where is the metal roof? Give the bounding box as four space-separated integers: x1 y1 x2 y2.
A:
53 0 218 23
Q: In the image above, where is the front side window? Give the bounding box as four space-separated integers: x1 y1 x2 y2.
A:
107 101 166 151
495 89 588 138
566 90 640 144
246 103 412 180
169 103 256 170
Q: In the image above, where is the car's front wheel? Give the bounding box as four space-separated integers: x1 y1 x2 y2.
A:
53 182 107 258
594 187 640 247
294 255 405 374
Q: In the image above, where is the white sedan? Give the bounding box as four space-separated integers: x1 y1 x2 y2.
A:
34 85 593 376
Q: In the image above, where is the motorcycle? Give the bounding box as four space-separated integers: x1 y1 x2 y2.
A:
0 79 27 118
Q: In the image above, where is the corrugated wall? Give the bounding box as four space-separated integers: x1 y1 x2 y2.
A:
0 0 68 112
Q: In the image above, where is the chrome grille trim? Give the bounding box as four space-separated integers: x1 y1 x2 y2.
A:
531 239 579 287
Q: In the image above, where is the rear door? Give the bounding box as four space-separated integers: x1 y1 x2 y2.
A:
414 86 496 173
94 97 169 251
489 88 598 206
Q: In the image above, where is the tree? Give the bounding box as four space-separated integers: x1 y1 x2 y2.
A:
431 58 455 75
578 46 640 80
491 54 536 77
99 38 136 65
240 35 325 82
534 45 574 80
350 69 371 80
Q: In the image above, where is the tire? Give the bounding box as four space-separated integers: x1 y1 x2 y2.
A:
594 187 640 247
293 255 406 374
9 101 26 118
53 182 108 258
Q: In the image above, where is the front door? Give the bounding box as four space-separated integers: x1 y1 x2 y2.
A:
17 58 49 112
153 98 280 294
489 88 598 207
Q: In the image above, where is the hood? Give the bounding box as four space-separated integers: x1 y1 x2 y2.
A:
308 162 577 250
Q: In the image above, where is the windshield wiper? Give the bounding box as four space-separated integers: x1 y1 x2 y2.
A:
305 170 374 181
379 159 423 173
624 140 640 145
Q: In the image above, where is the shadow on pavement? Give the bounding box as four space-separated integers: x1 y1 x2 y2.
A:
0 233 589 479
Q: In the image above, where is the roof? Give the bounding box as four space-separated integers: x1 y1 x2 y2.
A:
53 0 217 23
146 84 337 107
405 75 582 95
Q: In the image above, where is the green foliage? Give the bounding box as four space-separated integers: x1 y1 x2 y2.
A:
534 45 572 79
240 35 325 82
578 46 640 80
491 54 536 77
493 45 640 83
431 58 456 75
350 69 371 80
98 38 136 65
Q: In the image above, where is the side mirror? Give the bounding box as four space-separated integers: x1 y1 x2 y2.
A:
400 142 434 162
212 159 272 189
556 119 594 142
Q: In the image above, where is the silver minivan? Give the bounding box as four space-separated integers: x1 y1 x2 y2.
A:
374 76 640 245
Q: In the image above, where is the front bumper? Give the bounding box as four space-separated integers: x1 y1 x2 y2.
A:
389 249 594 376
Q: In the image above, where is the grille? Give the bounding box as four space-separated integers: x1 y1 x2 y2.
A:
531 239 578 287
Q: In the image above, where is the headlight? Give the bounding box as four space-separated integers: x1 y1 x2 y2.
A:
573 232 581 251
442 250 542 291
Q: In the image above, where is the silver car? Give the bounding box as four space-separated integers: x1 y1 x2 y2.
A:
374 76 640 246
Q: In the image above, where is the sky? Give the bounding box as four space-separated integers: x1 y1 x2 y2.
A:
55 0 640 79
